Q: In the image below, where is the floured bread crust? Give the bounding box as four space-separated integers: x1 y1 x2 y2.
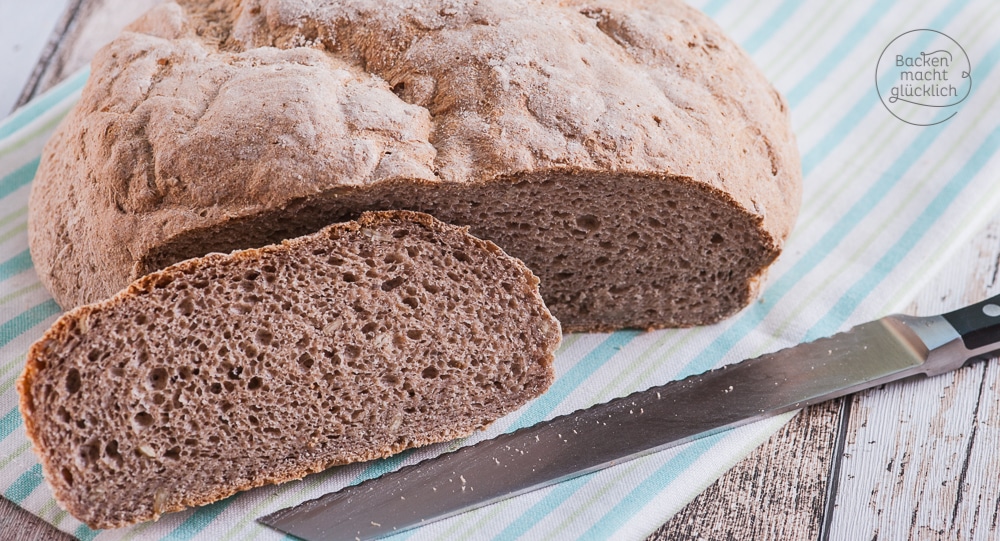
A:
29 0 801 330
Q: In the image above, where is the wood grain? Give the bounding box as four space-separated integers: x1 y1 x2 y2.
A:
17 0 163 111
650 400 843 541
828 221 1000 541
652 225 1000 541
11 0 82 113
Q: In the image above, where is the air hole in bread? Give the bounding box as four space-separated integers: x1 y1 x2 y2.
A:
254 330 273 346
146 368 168 390
381 276 405 291
575 214 600 232
133 412 153 430
77 442 99 467
61 467 74 487
104 440 122 464
65 369 81 394
297 353 314 370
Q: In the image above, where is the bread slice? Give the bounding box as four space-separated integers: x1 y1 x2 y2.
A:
28 0 802 331
18 211 560 529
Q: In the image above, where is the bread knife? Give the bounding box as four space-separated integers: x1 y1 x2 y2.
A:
259 295 1000 541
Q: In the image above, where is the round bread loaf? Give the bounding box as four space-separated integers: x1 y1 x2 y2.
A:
29 0 801 331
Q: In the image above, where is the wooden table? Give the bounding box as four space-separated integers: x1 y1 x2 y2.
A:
2 2 999 539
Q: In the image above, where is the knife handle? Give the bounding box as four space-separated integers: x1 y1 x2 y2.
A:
942 293 1000 356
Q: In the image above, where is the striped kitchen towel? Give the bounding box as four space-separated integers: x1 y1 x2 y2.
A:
2 0 1000 539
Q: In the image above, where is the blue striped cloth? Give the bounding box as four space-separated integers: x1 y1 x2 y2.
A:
2 0 1000 539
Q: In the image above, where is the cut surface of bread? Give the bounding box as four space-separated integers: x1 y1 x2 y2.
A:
28 0 802 331
18 211 560 529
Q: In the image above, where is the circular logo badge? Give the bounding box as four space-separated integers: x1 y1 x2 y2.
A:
876 29 972 126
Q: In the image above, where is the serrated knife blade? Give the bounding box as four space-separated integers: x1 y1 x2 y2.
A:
259 295 1000 541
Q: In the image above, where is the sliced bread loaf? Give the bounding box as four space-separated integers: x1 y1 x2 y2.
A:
18 211 560 529
28 0 802 331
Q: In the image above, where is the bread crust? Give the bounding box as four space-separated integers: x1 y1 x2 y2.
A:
28 0 801 329
19 210 560 528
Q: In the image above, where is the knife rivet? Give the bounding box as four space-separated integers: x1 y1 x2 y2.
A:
983 304 1000 317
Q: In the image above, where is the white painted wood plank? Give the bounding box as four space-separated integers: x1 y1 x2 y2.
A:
651 400 842 540
829 221 1000 540
33 0 163 93
0 0 71 115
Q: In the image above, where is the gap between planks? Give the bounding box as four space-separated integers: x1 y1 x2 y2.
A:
826 221 1000 541
652 220 1000 541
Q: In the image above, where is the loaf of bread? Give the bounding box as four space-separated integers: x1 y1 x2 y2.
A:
18 211 560 528
28 0 801 331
